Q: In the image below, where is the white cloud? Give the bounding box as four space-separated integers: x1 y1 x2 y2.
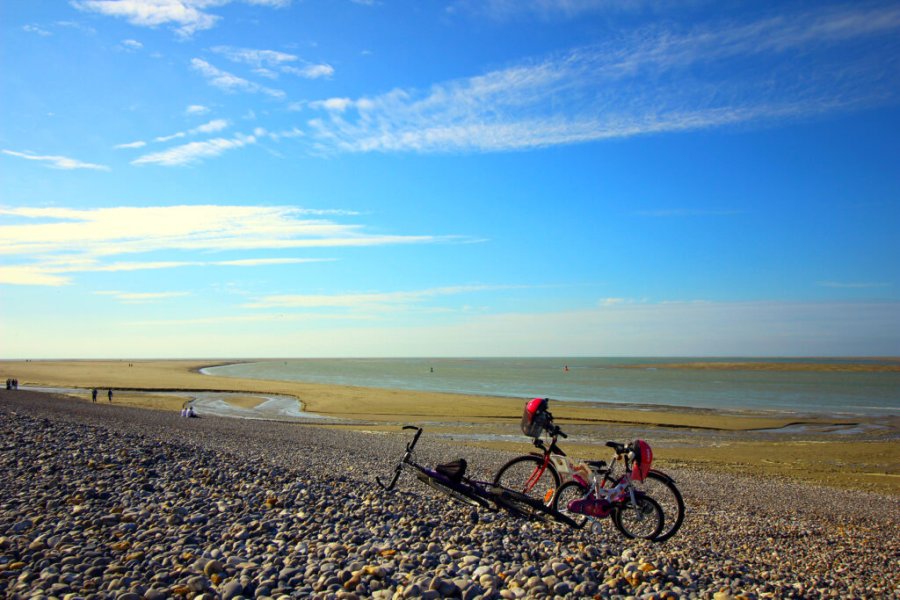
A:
193 118 229 134
307 5 900 154
283 64 334 79
114 140 147 150
72 0 220 37
2 149 109 171
0 205 454 286
132 133 256 166
0 265 71 286
309 97 354 112
120 38 143 51
191 58 285 98
186 104 210 115
70 0 292 37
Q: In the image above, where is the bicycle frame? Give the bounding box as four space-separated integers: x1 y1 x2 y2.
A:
378 426 582 528
525 432 591 494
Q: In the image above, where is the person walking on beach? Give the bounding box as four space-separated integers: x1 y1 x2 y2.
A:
92 388 98 403
108 389 113 403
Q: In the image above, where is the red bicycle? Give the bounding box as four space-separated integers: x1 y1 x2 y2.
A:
493 398 685 542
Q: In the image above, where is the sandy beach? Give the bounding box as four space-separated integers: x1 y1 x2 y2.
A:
2 359 897 495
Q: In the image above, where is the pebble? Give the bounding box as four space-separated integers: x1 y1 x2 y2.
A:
0 390 898 599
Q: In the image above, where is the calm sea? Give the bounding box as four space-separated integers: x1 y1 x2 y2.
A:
203 357 900 417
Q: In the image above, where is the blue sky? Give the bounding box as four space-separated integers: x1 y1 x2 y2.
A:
1 0 898 358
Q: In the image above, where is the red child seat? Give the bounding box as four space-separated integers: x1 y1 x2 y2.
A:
521 397 551 437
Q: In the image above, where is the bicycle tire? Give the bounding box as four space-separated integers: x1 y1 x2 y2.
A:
612 494 664 540
552 481 590 528
493 455 560 504
416 472 494 511
634 470 684 542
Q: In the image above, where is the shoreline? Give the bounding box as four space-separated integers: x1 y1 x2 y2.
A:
2 359 897 494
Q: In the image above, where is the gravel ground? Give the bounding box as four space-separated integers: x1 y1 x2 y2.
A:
1 390 897 600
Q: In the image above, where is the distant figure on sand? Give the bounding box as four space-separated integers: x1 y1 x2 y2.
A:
108 389 113 403
92 388 98 403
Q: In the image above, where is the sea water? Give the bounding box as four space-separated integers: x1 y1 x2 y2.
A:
203 357 900 417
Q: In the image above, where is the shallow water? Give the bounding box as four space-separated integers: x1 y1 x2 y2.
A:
204 357 900 417
22 386 334 421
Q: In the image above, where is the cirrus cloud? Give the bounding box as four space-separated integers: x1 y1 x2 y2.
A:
0 205 462 286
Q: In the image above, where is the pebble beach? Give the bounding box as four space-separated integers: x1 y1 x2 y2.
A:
1 390 898 600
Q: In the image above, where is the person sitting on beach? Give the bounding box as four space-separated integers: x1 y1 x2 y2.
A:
188 406 197 418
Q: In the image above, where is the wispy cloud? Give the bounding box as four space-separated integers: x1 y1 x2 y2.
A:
307 5 900 154
212 46 297 67
2 149 109 171
95 290 190 303
0 205 457 286
154 118 230 142
191 58 285 98
245 285 505 309
117 119 230 150
186 104 210 115
72 0 291 37
23 24 52 36
131 126 303 165
132 133 257 166
212 45 334 80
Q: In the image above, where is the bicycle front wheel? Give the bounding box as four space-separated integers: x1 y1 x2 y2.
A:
612 494 664 540
493 455 560 504
634 471 684 542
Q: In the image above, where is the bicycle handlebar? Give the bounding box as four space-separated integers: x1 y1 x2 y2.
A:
376 468 400 491
403 425 423 451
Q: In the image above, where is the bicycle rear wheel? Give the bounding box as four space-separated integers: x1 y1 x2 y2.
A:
493 455 560 504
612 494 664 540
634 470 684 542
